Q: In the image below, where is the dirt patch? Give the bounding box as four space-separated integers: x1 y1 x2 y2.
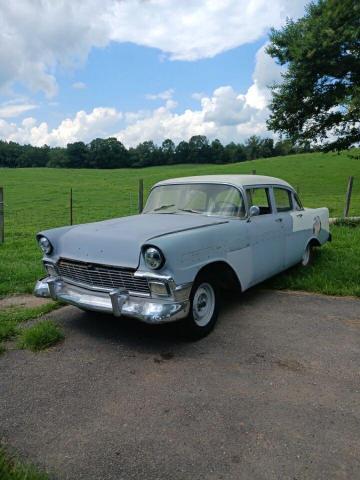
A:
0 294 52 310
275 358 306 372
343 319 360 327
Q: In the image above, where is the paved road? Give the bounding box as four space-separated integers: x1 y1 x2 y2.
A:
1 290 360 480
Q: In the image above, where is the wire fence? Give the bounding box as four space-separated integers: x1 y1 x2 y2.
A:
0 174 359 245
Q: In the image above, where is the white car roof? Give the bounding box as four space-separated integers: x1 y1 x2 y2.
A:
155 174 293 190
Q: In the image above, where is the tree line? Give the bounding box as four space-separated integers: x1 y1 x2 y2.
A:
0 135 314 169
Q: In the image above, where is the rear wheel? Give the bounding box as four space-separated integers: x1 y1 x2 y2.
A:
301 243 314 267
181 277 219 340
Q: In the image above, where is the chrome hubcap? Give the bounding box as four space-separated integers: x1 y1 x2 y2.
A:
302 245 310 266
192 283 215 327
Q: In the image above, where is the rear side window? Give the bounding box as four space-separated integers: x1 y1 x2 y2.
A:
246 187 272 215
274 188 292 212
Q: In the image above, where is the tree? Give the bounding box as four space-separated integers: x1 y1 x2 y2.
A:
89 138 128 168
0 133 313 169
188 135 211 163
245 135 262 160
210 139 225 164
132 141 159 167
224 142 247 163
17 145 49 167
66 142 89 168
47 147 68 167
175 140 190 164
161 139 176 164
0 141 23 167
259 138 275 158
267 0 360 151
273 139 294 157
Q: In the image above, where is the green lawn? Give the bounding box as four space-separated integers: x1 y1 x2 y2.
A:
0 303 60 353
265 224 360 297
0 446 49 480
0 150 359 297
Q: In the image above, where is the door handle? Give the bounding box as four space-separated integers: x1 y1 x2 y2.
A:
275 218 283 222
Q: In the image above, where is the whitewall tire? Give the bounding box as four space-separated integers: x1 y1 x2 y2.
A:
182 277 219 339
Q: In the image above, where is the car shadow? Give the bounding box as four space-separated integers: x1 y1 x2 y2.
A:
61 288 260 355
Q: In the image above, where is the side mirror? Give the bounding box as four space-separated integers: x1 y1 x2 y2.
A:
249 205 260 217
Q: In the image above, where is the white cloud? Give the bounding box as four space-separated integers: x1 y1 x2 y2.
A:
0 0 307 96
0 43 283 146
0 108 122 146
72 81 87 90
146 89 174 101
0 102 38 118
245 43 284 110
107 0 307 61
192 92 206 101
115 43 282 146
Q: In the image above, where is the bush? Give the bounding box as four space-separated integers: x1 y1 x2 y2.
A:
18 320 64 352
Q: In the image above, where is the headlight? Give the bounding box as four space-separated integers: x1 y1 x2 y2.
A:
143 246 165 270
38 236 53 255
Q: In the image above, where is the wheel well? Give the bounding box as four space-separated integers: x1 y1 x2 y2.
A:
308 237 321 248
195 261 242 291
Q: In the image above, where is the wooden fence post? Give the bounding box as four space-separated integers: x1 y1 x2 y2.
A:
0 187 4 244
70 188 73 225
344 176 354 218
138 179 144 213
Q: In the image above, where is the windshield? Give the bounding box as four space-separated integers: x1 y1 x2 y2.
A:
143 183 246 218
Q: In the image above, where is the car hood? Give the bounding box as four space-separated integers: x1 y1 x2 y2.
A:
42 213 227 269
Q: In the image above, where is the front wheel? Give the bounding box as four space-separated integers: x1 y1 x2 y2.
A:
181 278 219 340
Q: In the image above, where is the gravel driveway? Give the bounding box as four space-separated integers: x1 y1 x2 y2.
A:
1 289 359 480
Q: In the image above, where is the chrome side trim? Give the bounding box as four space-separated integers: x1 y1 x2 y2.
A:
146 221 229 241
134 270 173 281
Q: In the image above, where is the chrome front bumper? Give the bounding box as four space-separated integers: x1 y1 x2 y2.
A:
34 277 190 324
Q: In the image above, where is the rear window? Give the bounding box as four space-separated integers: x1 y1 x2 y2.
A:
274 188 292 212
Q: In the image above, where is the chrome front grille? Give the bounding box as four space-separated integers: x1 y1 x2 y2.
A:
56 259 150 295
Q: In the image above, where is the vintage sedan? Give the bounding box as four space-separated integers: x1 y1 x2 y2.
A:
34 175 330 338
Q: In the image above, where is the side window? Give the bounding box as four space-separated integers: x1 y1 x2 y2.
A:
274 188 292 212
246 187 272 215
293 193 303 211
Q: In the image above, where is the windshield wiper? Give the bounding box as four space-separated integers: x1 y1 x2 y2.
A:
177 208 202 214
153 203 175 212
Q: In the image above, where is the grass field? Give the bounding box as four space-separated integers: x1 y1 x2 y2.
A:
0 150 360 298
0 446 49 479
0 303 60 353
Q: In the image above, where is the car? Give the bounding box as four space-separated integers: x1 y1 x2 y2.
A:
34 174 330 338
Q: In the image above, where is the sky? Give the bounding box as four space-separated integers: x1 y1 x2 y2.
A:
0 0 308 148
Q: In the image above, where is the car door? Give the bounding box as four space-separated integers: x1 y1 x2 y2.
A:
272 187 299 267
273 187 306 267
246 186 285 285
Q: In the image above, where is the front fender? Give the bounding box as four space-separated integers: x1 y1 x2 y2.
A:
139 220 250 288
